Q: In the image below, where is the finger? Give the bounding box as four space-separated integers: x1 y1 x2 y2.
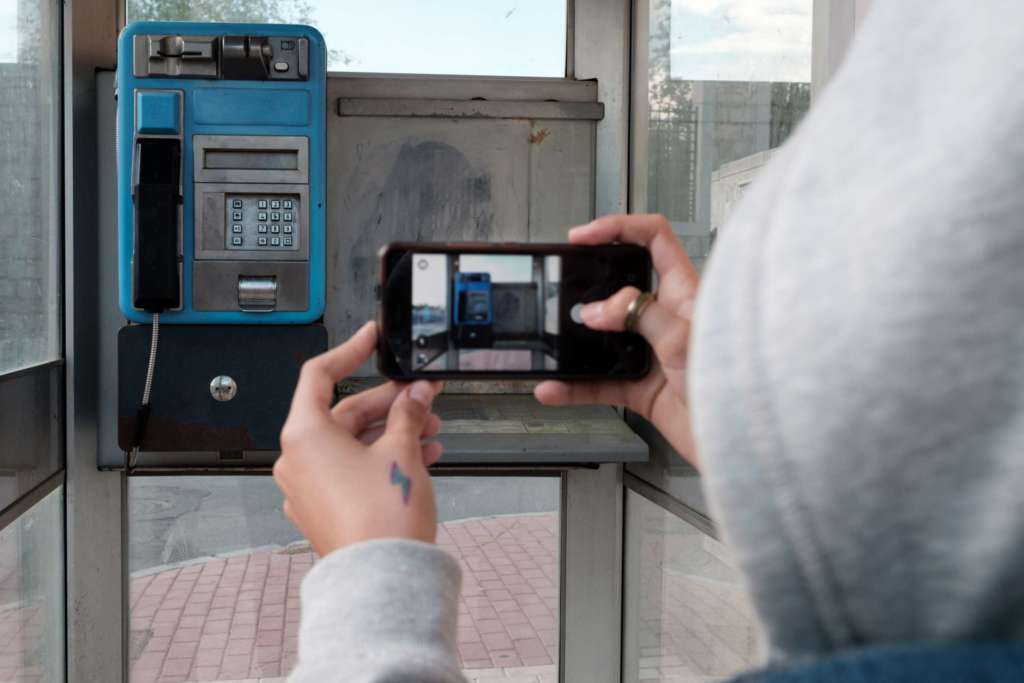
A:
332 381 404 434
357 412 441 445
580 288 689 372
383 381 441 448
578 286 642 331
422 441 444 467
288 322 378 419
422 412 442 439
282 499 296 527
569 215 697 295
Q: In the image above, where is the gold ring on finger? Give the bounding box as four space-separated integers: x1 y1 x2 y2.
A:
624 292 655 333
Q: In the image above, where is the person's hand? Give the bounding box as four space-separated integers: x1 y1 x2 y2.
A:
535 214 700 467
273 321 444 557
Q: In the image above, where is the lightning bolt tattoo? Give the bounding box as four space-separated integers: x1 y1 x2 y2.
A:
390 461 412 505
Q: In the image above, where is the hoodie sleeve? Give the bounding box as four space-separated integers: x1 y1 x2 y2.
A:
289 539 466 683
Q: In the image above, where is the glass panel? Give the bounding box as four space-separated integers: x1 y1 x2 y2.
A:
640 0 812 269
0 367 63 514
126 1 568 77
0 0 63 374
0 487 66 683
625 414 711 521
623 490 757 682
128 475 559 682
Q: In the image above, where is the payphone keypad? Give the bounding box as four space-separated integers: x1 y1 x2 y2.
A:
224 195 300 251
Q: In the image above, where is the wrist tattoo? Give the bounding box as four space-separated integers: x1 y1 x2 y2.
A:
390 462 412 505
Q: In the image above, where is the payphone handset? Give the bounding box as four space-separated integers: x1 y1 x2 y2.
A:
116 22 326 323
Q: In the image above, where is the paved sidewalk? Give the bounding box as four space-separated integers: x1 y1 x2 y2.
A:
128 513 559 682
206 666 558 683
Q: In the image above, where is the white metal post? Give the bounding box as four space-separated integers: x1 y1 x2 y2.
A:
65 1 124 680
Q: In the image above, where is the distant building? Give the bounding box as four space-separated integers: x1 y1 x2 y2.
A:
710 148 781 239
645 0 809 270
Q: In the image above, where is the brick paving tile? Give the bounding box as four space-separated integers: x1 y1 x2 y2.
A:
126 513 559 681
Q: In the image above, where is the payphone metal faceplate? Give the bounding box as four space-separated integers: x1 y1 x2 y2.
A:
116 22 326 324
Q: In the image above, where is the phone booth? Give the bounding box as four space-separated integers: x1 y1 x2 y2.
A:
88 12 650 680
15 1 836 681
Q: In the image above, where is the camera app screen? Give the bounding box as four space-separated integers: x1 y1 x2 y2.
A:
411 253 561 372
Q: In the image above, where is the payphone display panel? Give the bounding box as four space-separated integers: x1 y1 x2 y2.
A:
116 22 326 323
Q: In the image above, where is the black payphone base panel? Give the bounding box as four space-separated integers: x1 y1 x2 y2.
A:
117 324 327 453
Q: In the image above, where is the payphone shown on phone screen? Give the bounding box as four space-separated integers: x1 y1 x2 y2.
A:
117 22 326 323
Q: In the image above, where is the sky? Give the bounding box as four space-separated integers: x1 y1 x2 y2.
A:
412 254 448 308
0 2 17 62
459 254 533 282
294 0 567 76
413 253 535 308
668 0 812 83
1 0 810 82
0 0 567 70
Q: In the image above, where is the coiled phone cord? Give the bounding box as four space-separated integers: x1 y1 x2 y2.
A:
142 312 160 406
129 312 160 469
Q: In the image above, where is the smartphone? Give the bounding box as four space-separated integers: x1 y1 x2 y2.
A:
377 242 652 379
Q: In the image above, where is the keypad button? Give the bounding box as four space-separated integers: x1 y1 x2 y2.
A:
257 236 268 246
257 224 267 233
232 224 242 233
258 199 268 209
270 224 280 234
283 199 293 209
232 210 243 221
258 212 267 221
283 236 293 247
271 199 281 209
270 236 281 246
232 199 243 209
283 224 293 234
232 236 243 246
270 212 280 221
283 212 293 222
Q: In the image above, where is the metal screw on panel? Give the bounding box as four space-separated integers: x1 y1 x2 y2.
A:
210 375 237 402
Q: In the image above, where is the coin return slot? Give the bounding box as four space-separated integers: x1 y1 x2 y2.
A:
238 276 278 311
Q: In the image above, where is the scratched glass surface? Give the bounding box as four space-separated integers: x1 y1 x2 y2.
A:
128 475 561 680
637 0 812 271
0 0 62 374
0 488 66 683
126 0 568 77
623 490 758 683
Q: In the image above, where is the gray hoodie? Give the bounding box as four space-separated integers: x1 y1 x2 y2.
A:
290 1 1024 680
689 0 1024 661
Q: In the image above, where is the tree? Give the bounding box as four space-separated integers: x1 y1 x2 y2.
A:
127 0 355 66
646 0 698 223
129 0 309 24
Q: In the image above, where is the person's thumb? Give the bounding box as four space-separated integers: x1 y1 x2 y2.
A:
383 380 439 447
581 286 689 372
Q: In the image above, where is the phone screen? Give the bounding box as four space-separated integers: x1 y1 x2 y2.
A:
378 243 652 379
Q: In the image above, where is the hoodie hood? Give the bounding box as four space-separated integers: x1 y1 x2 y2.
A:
688 0 1024 662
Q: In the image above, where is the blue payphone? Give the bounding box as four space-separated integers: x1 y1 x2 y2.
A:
453 272 494 348
117 22 326 323
115 23 328 458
